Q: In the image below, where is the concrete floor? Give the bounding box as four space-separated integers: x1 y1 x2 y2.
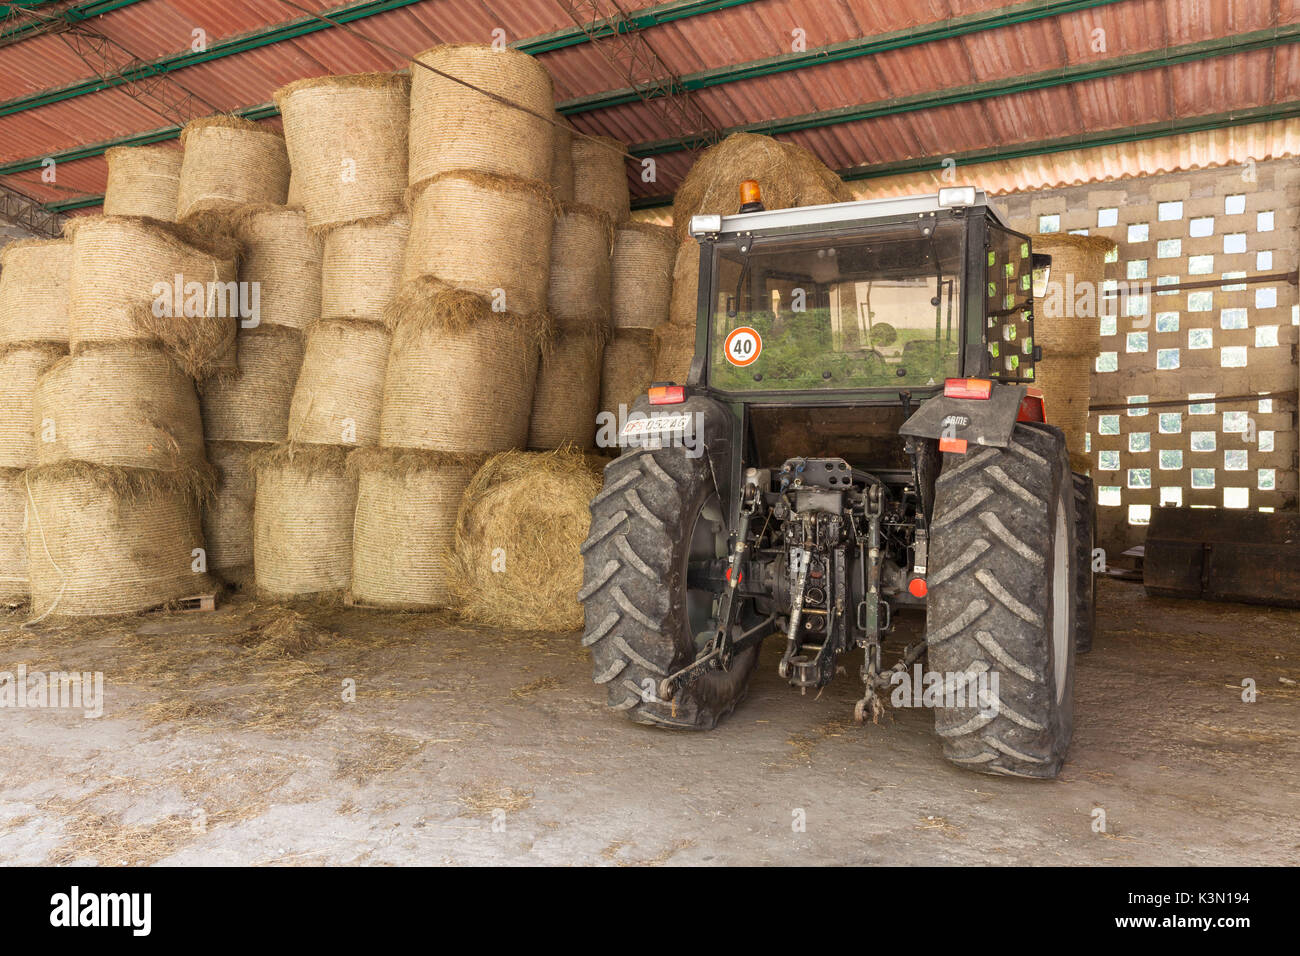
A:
0 578 1296 866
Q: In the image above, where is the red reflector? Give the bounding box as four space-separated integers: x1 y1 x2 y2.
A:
943 377 992 400
648 385 685 405
908 578 928 598
725 567 742 584
938 437 968 454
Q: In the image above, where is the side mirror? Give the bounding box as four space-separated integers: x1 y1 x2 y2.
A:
1031 252 1052 297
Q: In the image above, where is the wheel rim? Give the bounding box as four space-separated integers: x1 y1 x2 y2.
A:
1051 486 1071 703
685 494 727 652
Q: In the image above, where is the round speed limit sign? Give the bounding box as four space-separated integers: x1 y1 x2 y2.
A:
723 326 762 367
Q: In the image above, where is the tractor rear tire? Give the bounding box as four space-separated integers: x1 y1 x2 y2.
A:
579 445 760 729
1073 472 1096 654
926 422 1077 778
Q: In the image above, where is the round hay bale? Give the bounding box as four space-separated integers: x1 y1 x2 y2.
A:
65 215 241 380
549 201 612 332
251 442 356 599
653 320 696 383
528 331 603 451
103 144 183 221
1031 350 1092 465
0 467 28 601
203 440 258 573
667 240 700 327
571 135 629 223
550 113 574 203
24 465 207 617
200 325 305 443
450 449 604 630
274 72 410 232
1031 233 1115 355
320 214 409 322
380 285 543 453
408 44 554 188
33 344 206 475
349 447 482 609
287 318 390 446
670 132 852 242
0 238 72 347
176 115 290 221
233 206 322 331
599 327 656 418
611 221 675 330
403 171 554 316
0 344 66 469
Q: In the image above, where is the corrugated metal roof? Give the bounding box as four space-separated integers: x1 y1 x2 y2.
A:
0 0 1295 212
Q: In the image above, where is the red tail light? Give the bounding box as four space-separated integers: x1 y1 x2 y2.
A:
648 385 685 405
908 578 928 598
943 377 992 400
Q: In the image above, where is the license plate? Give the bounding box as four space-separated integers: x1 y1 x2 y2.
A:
620 414 692 438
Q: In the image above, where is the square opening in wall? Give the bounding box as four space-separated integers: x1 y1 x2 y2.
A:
1099 485 1122 506
1157 201 1183 221
1097 208 1118 227
1225 195 1245 215
1038 214 1061 233
1191 468 1215 489
1188 394 1216 414
1220 346 1247 367
1223 233 1247 254
1223 488 1249 509
1129 432 1150 452
1099 450 1120 470
1156 348 1179 369
1190 431 1216 452
1188 328 1212 349
1158 412 1182 433
1189 216 1214 237
1160 487 1183 507
1098 414 1120 435
1220 308 1247 329
1095 351 1118 372
1127 468 1151 489
1159 449 1182 470
1155 312 1179 332
1188 254 1214 275
1258 469 1275 490
1257 211 1274 232
1224 449 1248 471
1256 326 1278 347
1128 223 1149 242
1128 504 1151 525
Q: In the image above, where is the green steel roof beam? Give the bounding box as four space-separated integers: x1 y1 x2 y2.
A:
0 0 761 119
627 100 1300 209
0 0 144 42
628 25 1300 155
517 0 759 54
560 0 1124 114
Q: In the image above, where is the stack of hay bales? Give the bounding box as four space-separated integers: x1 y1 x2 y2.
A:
656 133 853 381
197 206 320 584
602 221 675 417
1031 234 1115 474
23 310 213 617
0 239 71 604
353 44 556 609
450 449 603 630
245 72 411 601
103 145 184 221
529 201 611 450
14 201 242 616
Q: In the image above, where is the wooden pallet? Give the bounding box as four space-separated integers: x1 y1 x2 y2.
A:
173 593 217 612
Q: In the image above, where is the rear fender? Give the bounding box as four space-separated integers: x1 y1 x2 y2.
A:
621 392 738 513
899 383 1029 452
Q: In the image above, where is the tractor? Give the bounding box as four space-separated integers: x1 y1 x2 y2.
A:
580 185 1095 778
